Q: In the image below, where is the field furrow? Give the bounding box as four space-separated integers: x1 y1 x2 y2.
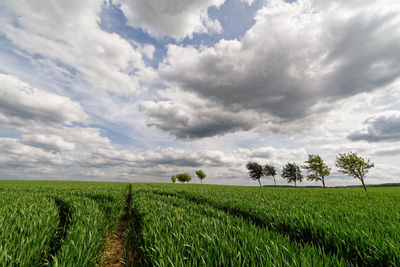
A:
46 198 72 265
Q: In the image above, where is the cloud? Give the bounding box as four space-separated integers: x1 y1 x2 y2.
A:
20 134 76 153
321 142 372 155
113 0 225 39
0 74 87 126
348 111 400 142
247 147 307 162
0 75 114 170
0 76 240 178
140 89 257 139
0 0 154 95
142 0 400 139
374 148 400 157
141 44 156 60
0 138 70 167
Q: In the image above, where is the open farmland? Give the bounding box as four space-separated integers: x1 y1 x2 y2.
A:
0 181 399 266
0 181 127 266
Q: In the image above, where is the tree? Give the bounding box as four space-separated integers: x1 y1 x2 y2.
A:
281 163 303 187
335 152 374 191
171 176 176 183
246 162 263 187
302 154 330 189
195 170 206 184
176 173 192 183
263 164 277 186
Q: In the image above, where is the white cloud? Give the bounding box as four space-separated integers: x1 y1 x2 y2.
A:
141 44 156 60
0 74 87 126
113 0 225 40
1 0 154 95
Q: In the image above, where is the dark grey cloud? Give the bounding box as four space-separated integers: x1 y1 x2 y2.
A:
145 109 255 140
143 0 400 139
140 97 256 139
348 111 400 142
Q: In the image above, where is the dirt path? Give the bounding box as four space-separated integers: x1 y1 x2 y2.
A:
100 185 135 266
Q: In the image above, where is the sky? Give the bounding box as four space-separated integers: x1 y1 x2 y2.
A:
0 0 400 186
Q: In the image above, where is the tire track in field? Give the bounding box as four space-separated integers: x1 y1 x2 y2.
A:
45 198 72 264
148 190 393 267
101 185 136 267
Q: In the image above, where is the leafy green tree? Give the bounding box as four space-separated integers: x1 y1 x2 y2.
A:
246 162 263 187
302 154 330 189
195 170 206 184
176 173 192 183
282 163 303 187
335 152 374 191
171 176 176 183
263 164 277 186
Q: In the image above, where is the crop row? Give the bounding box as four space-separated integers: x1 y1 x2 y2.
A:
0 181 127 267
132 184 400 266
1 181 399 266
129 187 348 266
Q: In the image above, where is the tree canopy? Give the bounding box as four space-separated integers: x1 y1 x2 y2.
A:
195 170 206 184
246 162 263 187
335 152 374 191
171 176 176 183
303 154 330 188
282 163 303 187
176 173 192 183
263 164 277 186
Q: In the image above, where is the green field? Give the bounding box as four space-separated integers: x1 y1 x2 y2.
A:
0 181 399 266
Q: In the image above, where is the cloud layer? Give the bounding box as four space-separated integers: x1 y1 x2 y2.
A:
0 0 400 186
1 0 153 95
0 74 87 127
0 74 307 183
141 0 400 139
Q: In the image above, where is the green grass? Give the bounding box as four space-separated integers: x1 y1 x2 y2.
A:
130 184 400 266
0 190 58 266
129 188 348 266
0 181 127 267
1 181 399 266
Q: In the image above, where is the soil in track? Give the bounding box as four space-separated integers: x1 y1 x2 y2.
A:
101 185 135 267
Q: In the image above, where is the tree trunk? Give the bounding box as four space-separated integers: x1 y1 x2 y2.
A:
273 176 276 186
322 178 326 189
295 180 297 187
360 177 367 191
201 179 202 184
258 179 262 187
